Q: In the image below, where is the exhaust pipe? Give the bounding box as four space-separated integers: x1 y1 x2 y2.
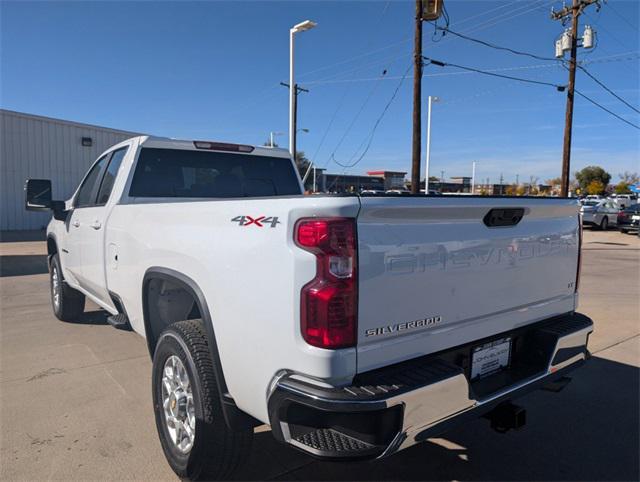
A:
485 402 526 433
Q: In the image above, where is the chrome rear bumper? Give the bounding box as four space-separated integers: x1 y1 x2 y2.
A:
267 312 593 460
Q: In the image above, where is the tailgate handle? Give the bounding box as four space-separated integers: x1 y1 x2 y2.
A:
484 208 525 227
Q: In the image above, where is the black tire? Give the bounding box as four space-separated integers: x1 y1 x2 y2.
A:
600 216 609 230
152 319 252 480
620 229 628 234
50 253 85 322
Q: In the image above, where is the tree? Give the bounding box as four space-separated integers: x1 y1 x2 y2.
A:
614 182 632 194
546 177 562 195
516 184 527 196
575 166 611 192
586 180 606 195
295 151 311 178
619 171 639 185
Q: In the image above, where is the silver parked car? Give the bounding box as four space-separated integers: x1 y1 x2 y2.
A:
580 200 619 230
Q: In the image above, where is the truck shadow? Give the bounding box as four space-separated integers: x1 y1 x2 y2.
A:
243 356 639 481
0 255 49 277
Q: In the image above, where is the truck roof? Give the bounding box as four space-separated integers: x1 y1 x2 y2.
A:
118 135 292 159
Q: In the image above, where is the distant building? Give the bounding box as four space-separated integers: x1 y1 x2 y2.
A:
1 109 140 231
314 170 405 193
321 173 385 193
418 176 472 193
366 170 407 191
473 183 510 195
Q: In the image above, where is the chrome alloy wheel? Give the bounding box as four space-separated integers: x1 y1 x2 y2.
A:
51 266 60 309
162 355 196 453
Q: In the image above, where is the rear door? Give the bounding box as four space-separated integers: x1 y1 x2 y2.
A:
356 196 580 373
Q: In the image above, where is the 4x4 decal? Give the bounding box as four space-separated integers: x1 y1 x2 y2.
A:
231 216 280 228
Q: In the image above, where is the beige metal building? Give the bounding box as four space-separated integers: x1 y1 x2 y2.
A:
0 109 140 231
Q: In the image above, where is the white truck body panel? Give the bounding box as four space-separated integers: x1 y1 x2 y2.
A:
44 135 583 427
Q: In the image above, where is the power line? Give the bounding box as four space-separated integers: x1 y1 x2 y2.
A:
604 2 639 33
577 64 640 114
304 51 637 86
330 63 412 175
436 26 559 62
423 57 566 90
574 89 640 129
309 1 392 167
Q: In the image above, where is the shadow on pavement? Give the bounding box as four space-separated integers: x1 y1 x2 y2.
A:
0 255 48 277
241 356 638 481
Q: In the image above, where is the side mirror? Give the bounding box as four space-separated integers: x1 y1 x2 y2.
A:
25 179 53 211
25 179 68 221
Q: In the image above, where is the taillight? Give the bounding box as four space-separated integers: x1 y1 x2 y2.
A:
295 218 357 349
575 218 583 293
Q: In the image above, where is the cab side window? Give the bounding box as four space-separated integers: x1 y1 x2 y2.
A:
96 148 127 205
75 154 110 208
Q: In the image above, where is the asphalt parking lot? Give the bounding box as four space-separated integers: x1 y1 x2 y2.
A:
1 228 638 481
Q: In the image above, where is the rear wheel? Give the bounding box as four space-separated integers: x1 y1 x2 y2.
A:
600 216 609 230
50 254 85 322
620 229 628 234
152 319 252 480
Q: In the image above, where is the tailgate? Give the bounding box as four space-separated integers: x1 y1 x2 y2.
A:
356 196 580 373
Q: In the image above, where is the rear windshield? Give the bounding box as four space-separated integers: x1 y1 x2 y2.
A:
129 148 301 198
583 201 599 206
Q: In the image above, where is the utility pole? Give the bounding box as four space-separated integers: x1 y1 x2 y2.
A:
281 82 308 161
411 0 423 194
552 0 599 197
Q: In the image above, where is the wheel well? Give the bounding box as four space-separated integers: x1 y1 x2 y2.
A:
47 237 57 256
143 277 201 357
142 268 261 431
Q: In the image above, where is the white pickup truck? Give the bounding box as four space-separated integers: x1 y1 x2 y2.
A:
26 136 593 480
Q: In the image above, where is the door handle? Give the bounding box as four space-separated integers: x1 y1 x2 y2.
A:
90 220 102 230
72 220 80 228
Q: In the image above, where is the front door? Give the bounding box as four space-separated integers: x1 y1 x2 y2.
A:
78 147 127 302
62 154 110 286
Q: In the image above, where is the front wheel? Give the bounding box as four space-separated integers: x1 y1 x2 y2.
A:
50 254 85 322
152 319 252 480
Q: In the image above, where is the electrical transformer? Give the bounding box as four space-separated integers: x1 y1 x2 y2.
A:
583 25 594 49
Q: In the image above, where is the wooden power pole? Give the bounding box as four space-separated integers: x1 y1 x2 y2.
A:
552 0 599 197
411 0 423 194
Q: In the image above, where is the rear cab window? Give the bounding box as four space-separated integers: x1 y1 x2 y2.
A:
128 148 301 198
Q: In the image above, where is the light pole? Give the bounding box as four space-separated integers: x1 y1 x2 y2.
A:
471 161 476 194
289 20 316 158
270 131 284 148
424 96 440 194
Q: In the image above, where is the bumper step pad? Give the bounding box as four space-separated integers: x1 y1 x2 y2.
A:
291 428 380 457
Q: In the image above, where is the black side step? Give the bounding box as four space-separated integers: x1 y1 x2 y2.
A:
107 313 131 330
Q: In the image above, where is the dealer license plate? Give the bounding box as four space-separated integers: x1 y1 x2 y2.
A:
632 215 640 221
471 338 511 379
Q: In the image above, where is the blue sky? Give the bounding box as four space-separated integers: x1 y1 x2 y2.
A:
2 0 638 184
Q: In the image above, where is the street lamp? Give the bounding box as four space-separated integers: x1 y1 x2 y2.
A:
289 20 316 157
424 95 440 194
269 131 284 147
